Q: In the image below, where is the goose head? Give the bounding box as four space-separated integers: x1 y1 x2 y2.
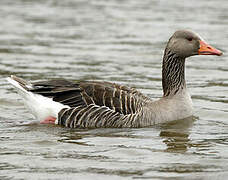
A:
166 30 222 58
162 30 223 97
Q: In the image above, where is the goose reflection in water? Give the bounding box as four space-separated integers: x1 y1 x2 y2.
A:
159 116 197 153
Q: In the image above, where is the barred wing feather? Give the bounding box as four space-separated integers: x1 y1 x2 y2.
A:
30 80 150 128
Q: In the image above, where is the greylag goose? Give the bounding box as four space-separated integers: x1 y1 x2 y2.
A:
7 30 222 128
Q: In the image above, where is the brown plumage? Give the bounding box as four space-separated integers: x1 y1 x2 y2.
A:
30 80 150 128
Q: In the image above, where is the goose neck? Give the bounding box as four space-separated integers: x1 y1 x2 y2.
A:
162 49 186 97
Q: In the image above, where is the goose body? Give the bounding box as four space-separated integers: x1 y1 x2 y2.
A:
7 30 222 128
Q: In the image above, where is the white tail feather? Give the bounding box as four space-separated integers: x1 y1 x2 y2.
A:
6 77 29 98
7 76 69 122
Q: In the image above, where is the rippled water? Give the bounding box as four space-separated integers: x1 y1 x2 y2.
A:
0 0 228 179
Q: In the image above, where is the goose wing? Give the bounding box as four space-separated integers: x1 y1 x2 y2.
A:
30 80 149 115
29 79 150 128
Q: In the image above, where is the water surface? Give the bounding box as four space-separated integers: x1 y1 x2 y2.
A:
0 0 228 179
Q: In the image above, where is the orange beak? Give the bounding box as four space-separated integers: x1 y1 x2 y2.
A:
198 40 222 56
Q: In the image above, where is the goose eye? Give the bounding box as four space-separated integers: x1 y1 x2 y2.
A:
187 37 193 41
